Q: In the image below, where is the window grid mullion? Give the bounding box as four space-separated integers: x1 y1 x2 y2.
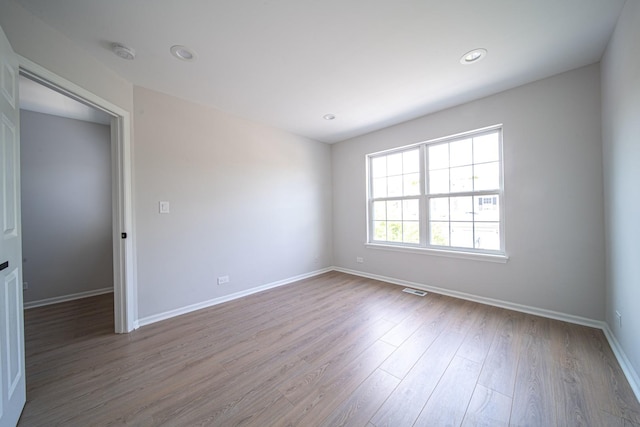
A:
427 189 500 199
471 139 475 248
370 196 421 203
368 156 374 242
422 145 428 247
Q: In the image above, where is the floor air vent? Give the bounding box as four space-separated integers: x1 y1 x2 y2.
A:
402 288 427 297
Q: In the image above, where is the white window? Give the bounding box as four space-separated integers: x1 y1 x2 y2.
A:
367 126 504 256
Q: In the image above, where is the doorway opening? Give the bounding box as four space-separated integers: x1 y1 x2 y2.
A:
20 73 114 313
18 58 136 333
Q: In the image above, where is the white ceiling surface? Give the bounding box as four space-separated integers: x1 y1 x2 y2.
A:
16 0 625 143
19 75 111 125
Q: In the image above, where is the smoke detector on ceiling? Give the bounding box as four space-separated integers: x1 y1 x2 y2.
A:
112 43 136 60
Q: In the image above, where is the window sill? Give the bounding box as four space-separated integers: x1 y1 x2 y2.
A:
364 243 509 263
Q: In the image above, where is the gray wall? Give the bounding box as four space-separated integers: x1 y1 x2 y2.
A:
332 64 605 320
1 0 334 320
133 87 333 319
602 0 640 384
0 0 624 339
21 110 113 303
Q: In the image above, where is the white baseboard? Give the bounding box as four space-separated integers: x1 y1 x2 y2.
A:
137 267 333 328
333 266 640 403
333 267 601 327
131 263 640 404
602 324 640 403
24 287 114 309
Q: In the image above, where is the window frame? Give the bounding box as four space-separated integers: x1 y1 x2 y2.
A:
366 125 507 261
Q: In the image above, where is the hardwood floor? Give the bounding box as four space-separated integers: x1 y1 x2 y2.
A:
18 272 640 426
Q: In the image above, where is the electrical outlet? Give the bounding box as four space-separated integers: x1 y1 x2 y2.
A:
615 311 622 328
23 282 28 291
356 257 364 263
217 275 230 285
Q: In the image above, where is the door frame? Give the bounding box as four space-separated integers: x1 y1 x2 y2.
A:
18 55 137 333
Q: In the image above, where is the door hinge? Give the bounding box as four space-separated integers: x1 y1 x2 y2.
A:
121 232 127 239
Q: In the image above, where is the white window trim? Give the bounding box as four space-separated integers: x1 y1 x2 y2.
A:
366 124 507 261
365 242 509 263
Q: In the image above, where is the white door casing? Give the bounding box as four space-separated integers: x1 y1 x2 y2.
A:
0 23 26 427
18 56 137 334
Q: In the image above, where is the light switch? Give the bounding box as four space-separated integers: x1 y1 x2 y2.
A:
159 201 170 214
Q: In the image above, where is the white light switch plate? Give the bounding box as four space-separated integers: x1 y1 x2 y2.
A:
159 201 170 214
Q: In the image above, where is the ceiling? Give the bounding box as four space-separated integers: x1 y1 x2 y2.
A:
16 0 625 143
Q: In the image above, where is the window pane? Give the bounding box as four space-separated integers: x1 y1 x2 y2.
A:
430 197 449 221
403 149 420 174
371 156 387 178
473 132 499 164
475 222 500 250
403 199 419 221
373 221 386 240
450 166 473 192
430 221 450 246
450 138 472 167
429 169 449 194
403 173 420 196
368 128 502 254
373 201 386 221
403 221 420 244
451 196 473 221
474 162 500 191
474 196 500 222
451 222 474 248
387 153 403 176
387 222 402 242
388 176 402 197
388 200 402 220
372 177 387 198
429 143 449 170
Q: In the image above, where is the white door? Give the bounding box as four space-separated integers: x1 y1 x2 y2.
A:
0 24 26 427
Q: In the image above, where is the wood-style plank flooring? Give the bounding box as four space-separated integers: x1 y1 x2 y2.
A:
19 272 640 426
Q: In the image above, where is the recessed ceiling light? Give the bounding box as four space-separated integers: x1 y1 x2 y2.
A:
460 48 487 65
170 45 197 61
112 43 136 60
323 114 336 120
